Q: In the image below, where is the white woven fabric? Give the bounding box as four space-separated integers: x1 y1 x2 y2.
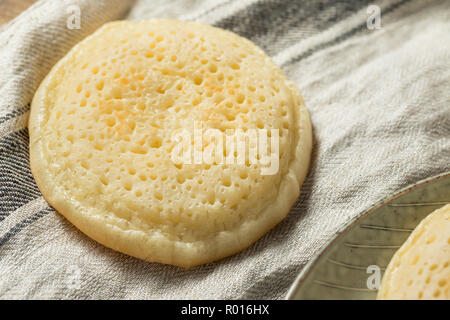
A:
0 0 448 299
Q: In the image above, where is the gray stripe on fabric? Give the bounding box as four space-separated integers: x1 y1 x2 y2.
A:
0 128 41 220
0 197 48 239
214 0 376 55
281 0 412 66
0 206 53 247
0 104 29 125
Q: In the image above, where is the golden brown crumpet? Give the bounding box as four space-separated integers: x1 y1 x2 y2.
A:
29 20 312 267
378 204 450 299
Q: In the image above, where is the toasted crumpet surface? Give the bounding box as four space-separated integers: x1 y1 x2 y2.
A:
29 20 312 267
377 204 450 299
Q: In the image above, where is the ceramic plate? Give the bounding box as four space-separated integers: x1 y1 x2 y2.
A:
287 172 450 300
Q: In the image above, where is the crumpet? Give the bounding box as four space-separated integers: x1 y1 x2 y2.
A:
377 204 450 299
29 20 312 267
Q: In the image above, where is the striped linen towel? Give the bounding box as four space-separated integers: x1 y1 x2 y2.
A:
0 0 449 299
